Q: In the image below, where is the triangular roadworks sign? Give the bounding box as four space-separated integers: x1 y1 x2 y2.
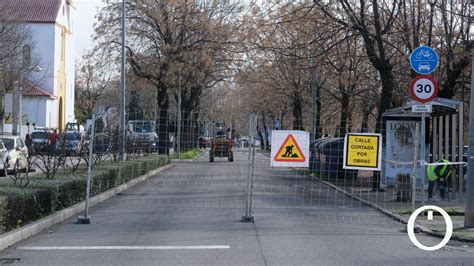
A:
273 134 306 162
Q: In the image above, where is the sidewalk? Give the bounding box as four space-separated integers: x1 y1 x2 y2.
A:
321 177 474 242
257 149 474 241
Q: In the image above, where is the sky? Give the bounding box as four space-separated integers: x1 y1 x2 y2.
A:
75 0 106 59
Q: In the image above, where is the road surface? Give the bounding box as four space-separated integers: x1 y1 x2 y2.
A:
0 150 472 265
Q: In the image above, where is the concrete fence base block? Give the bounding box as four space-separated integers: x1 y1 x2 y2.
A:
0 163 173 251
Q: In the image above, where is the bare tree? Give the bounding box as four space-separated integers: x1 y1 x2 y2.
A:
75 52 115 124
94 0 247 153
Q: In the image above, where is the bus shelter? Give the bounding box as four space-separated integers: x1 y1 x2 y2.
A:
381 98 464 197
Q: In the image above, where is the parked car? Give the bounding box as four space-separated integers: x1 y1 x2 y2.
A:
31 130 52 154
309 137 332 172
310 137 358 179
199 136 210 149
57 132 83 155
0 135 29 173
240 139 249 148
94 133 112 154
0 139 9 176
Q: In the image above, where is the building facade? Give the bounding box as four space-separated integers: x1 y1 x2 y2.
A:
4 0 76 131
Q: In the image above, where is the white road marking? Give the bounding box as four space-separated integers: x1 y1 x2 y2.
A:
428 210 433 220
18 245 230 251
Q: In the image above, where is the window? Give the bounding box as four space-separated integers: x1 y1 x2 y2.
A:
19 139 25 148
22 45 31 67
32 132 50 140
16 138 22 149
2 139 14 151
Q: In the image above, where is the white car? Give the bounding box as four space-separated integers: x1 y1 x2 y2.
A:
0 140 8 176
0 135 29 174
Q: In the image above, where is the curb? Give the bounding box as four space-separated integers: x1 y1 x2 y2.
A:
192 150 206 161
0 163 174 251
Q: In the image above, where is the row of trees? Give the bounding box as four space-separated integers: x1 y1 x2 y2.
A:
77 0 248 153
237 0 471 136
75 0 471 155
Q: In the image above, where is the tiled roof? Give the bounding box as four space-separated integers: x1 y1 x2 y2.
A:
1 0 62 23
22 80 55 98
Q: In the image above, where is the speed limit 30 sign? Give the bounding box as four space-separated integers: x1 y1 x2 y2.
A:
409 75 438 103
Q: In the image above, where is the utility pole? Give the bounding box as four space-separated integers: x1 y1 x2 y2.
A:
465 42 474 227
119 0 127 161
177 87 182 158
311 58 318 140
12 81 20 136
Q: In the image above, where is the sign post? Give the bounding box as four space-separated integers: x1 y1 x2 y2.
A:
409 46 439 207
420 112 426 206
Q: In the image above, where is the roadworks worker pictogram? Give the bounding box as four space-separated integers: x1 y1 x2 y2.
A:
274 134 305 162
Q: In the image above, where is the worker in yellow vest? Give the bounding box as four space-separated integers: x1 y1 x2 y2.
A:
427 159 456 200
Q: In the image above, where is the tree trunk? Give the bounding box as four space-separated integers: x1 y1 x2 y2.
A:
261 114 270 151
361 114 369 133
180 110 192 151
292 91 303 130
373 68 396 190
0 96 4 132
339 91 350 136
257 125 264 151
315 85 322 139
156 86 169 155
438 56 470 99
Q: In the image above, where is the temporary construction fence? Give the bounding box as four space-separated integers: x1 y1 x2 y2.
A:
62 106 468 227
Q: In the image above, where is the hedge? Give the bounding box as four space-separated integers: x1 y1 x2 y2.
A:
0 156 168 233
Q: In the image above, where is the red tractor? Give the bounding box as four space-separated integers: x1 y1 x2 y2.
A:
209 133 234 162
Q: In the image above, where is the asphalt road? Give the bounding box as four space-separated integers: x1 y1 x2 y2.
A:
0 150 473 265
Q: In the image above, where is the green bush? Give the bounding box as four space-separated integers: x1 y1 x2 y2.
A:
0 155 168 233
171 148 201 160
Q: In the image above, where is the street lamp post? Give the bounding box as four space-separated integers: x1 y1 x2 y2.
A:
119 0 127 161
311 58 318 140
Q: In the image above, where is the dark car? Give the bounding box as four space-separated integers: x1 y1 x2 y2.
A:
94 133 112 154
31 130 52 154
310 137 358 179
57 132 83 155
199 137 210 149
309 137 333 172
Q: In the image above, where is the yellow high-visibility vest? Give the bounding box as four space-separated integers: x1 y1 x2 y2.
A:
427 159 451 181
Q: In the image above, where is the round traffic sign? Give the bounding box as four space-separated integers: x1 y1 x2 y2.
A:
409 75 438 103
410 46 438 74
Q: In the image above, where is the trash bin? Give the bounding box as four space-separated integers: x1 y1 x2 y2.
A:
309 138 333 173
312 138 358 179
396 173 411 202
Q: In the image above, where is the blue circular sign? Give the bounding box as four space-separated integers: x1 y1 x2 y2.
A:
410 46 438 74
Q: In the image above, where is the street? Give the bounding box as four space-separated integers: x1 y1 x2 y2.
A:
0 150 473 265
